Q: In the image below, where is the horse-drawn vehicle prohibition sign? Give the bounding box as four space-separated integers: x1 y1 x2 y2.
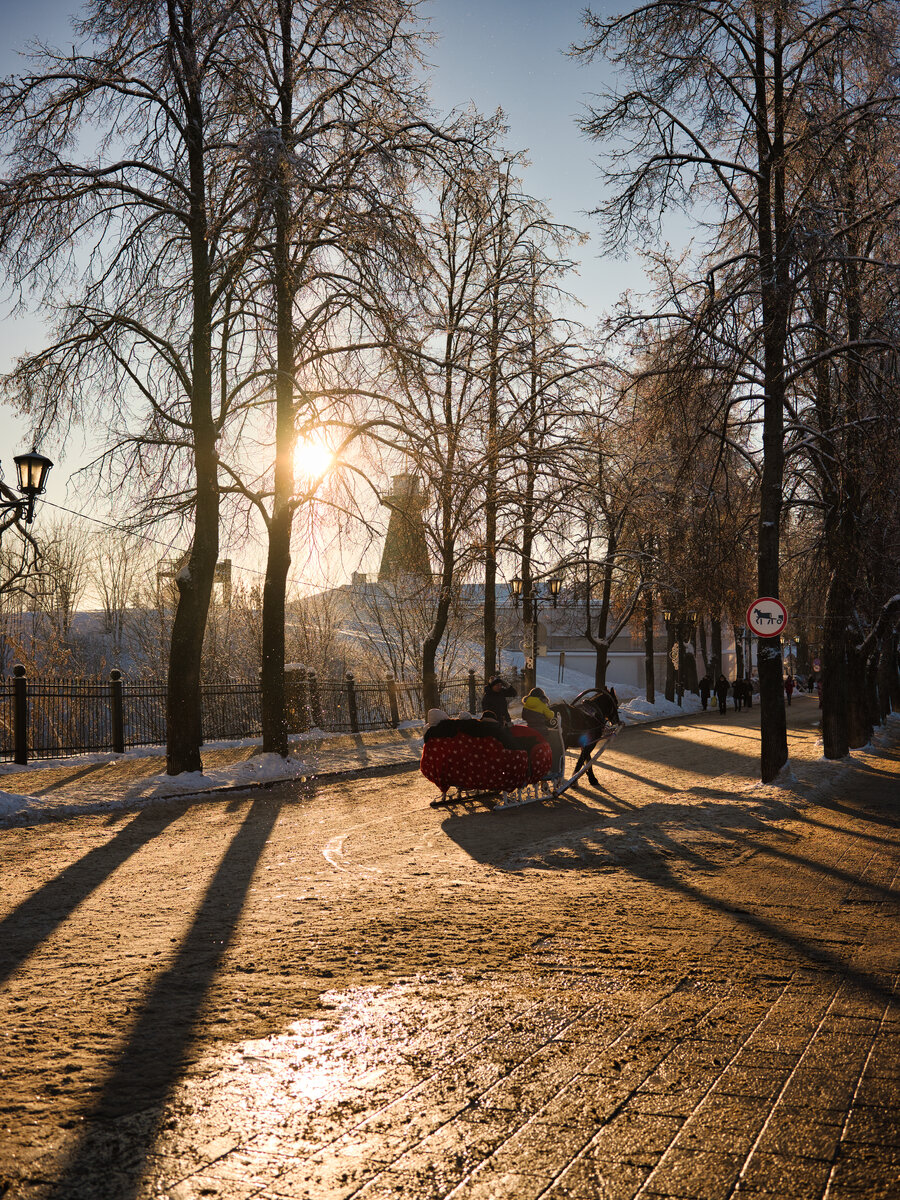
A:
747 596 788 637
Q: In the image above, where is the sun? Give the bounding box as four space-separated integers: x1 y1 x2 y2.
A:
293 436 334 481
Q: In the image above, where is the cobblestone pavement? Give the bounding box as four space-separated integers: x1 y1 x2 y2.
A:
1 699 899 1199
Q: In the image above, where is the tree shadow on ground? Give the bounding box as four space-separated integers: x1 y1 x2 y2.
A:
0 806 184 987
45 795 281 1200
442 752 900 1009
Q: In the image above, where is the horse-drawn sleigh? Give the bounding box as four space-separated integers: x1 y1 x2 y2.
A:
420 686 621 810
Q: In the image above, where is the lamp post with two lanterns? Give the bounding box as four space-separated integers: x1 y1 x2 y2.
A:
780 634 799 678
0 450 53 532
662 607 697 706
510 574 562 692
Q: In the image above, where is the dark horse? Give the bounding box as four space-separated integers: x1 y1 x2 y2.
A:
551 686 620 787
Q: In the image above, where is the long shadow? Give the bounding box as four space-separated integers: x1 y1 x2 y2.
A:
609 737 759 779
630 860 900 1009
443 752 900 1008
0 807 183 987
48 794 280 1200
30 763 113 795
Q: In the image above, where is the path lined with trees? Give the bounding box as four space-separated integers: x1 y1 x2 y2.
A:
0 0 897 780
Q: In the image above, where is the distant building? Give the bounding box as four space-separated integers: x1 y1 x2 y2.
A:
378 474 430 582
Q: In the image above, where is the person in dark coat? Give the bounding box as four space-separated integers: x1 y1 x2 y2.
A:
784 674 795 706
714 674 730 715
732 678 742 711
480 676 517 726
741 677 753 708
699 675 711 711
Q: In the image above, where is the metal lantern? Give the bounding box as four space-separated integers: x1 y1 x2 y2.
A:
14 450 53 498
547 577 562 607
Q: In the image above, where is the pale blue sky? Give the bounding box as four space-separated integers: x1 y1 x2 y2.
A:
0 0 639 513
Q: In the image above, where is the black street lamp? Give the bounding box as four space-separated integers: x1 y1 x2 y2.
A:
734 625 747 678
509 574 562 690
780 634 798 676
662 606 696 706
0 450 53 527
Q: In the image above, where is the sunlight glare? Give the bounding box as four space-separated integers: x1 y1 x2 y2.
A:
294 436 334 482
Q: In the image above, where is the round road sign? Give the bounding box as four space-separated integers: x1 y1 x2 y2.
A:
747 596 787 637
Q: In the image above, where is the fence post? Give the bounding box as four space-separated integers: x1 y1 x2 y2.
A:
346 672 359 734
12 664 27 766
307 670 323 728
387 675 400 728
110 669 125 754
468 668 477 714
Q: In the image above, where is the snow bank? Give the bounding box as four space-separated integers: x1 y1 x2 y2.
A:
0 789 42 820
146 752 312 798
618 693 704 723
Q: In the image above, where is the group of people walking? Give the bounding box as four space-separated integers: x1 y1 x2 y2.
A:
699 673 755 714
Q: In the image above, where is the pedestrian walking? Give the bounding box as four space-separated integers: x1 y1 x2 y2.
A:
699 674 711 711
480 676 517 726
741 677 753 709
784 674 795 706
732 678 742 711
714 674 729 715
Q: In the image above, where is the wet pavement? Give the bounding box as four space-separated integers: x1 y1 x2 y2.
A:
1 699 899 1199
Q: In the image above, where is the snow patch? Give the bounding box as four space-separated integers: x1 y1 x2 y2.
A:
0 789 42 819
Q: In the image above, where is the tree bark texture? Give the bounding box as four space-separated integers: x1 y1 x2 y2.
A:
166 3 220 775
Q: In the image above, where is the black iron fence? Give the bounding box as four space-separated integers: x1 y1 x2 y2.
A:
0 666 483 764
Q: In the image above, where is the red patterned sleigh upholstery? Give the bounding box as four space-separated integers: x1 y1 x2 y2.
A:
420 725 552 794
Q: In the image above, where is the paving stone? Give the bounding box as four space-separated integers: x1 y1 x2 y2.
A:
544 1157 651 1199
3 708 900 1200
734 1150 833 1196
752 1107 844 1160
640 1148 743 1199
585 1113 684 1165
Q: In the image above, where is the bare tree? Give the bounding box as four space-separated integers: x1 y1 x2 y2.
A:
573 0 900 779
0 0 248 772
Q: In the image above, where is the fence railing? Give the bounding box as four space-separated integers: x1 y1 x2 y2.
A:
0 666 483 764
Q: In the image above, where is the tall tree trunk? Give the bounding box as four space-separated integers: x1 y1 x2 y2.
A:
644 592 655 703
753 3 788 781
664 617 675 702
423 552 454 712
261 2 296 756
423 328 459 713
710 617 722 684
519 331 539 693
698 617 708 677
482 188 507 684
166 7 218 776
889 632 900 714
876 637 893 724
821 572 850 759
847 639 871 748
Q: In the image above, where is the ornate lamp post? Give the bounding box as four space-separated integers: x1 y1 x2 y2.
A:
0 450 53 528
662 606 696 705
509 575 562 691
735 625 747 679
780 634 798 677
